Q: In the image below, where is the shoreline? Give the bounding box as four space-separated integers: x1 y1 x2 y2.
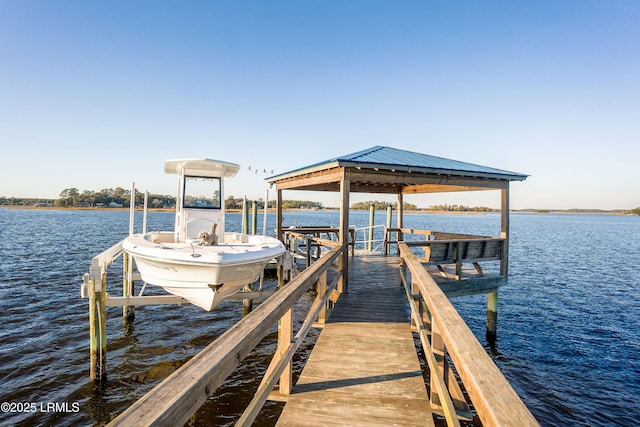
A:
0 205 633 215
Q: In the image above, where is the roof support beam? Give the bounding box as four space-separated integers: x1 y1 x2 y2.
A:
401 183 505 194
339 169 349 293
270 168 343 190
269 169 509 194
276 188 283 242
500 185 510 276
347 170 508 190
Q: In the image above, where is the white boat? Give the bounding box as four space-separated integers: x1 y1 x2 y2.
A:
122 158 285 311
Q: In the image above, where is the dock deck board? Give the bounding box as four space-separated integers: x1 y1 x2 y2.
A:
276 255 434 426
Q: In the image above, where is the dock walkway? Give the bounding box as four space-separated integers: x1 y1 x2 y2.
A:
276 255 434 426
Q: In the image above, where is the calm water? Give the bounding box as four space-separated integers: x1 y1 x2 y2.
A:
0 209 638 426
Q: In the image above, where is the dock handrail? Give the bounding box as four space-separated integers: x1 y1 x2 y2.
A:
398 242 538 426
89 241 123 281
352 223 386 252
108 245 344 427
284 227 352 267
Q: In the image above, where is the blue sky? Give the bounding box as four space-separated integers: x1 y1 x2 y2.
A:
1 1 638 209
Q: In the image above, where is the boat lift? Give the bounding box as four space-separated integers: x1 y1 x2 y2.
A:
81 184 286 307
82 183 291 381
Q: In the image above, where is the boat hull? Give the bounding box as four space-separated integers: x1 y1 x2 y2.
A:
122 232 285 311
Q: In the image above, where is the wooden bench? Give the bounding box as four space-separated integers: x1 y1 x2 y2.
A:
406 237 504 280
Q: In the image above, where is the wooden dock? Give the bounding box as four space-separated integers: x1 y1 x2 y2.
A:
275 255 435 426
106 238 538 427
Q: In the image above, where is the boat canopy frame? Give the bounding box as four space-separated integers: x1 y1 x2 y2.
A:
167 159 240 242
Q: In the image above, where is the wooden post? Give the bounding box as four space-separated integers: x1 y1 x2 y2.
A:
384 205 392 255
287 234 296 282
500 185 509 276
122 252 135 320
89 272 107 381
251 201 258 235
488 184 509 346
316 271 328 325
124 184 136 321
454 242 462 280
242 197 249 234
243 284 253 314
430 318 447 408
339 170 350 293
486 292 498 346
276 189 283 242
277 260 292 394
368 205 375 251
410 262 421 329
242 198 264 311
397 191 404 254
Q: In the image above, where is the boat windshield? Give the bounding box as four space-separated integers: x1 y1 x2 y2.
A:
183 176 221 209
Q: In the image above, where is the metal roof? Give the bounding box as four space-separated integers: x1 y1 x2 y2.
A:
267 146 528 182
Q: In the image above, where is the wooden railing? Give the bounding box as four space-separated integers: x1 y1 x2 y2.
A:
283 226 355 267
398 242 538 427
384 228 494 253
108 243 343 427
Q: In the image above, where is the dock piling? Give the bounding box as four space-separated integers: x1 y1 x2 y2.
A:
368 205 375 251
243 283 254 314
89 272 107 382
122 252 135 320
384 205 392 254
251 201 257 235
242 197 249 234
486 292 498 346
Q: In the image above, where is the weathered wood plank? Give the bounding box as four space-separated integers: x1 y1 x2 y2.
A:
277 394 432 427
276 256 434 426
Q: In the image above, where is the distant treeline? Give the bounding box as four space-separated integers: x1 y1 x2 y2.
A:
226 196 323 210
0 188 324 210
424 204 498 212
56 187 174 208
